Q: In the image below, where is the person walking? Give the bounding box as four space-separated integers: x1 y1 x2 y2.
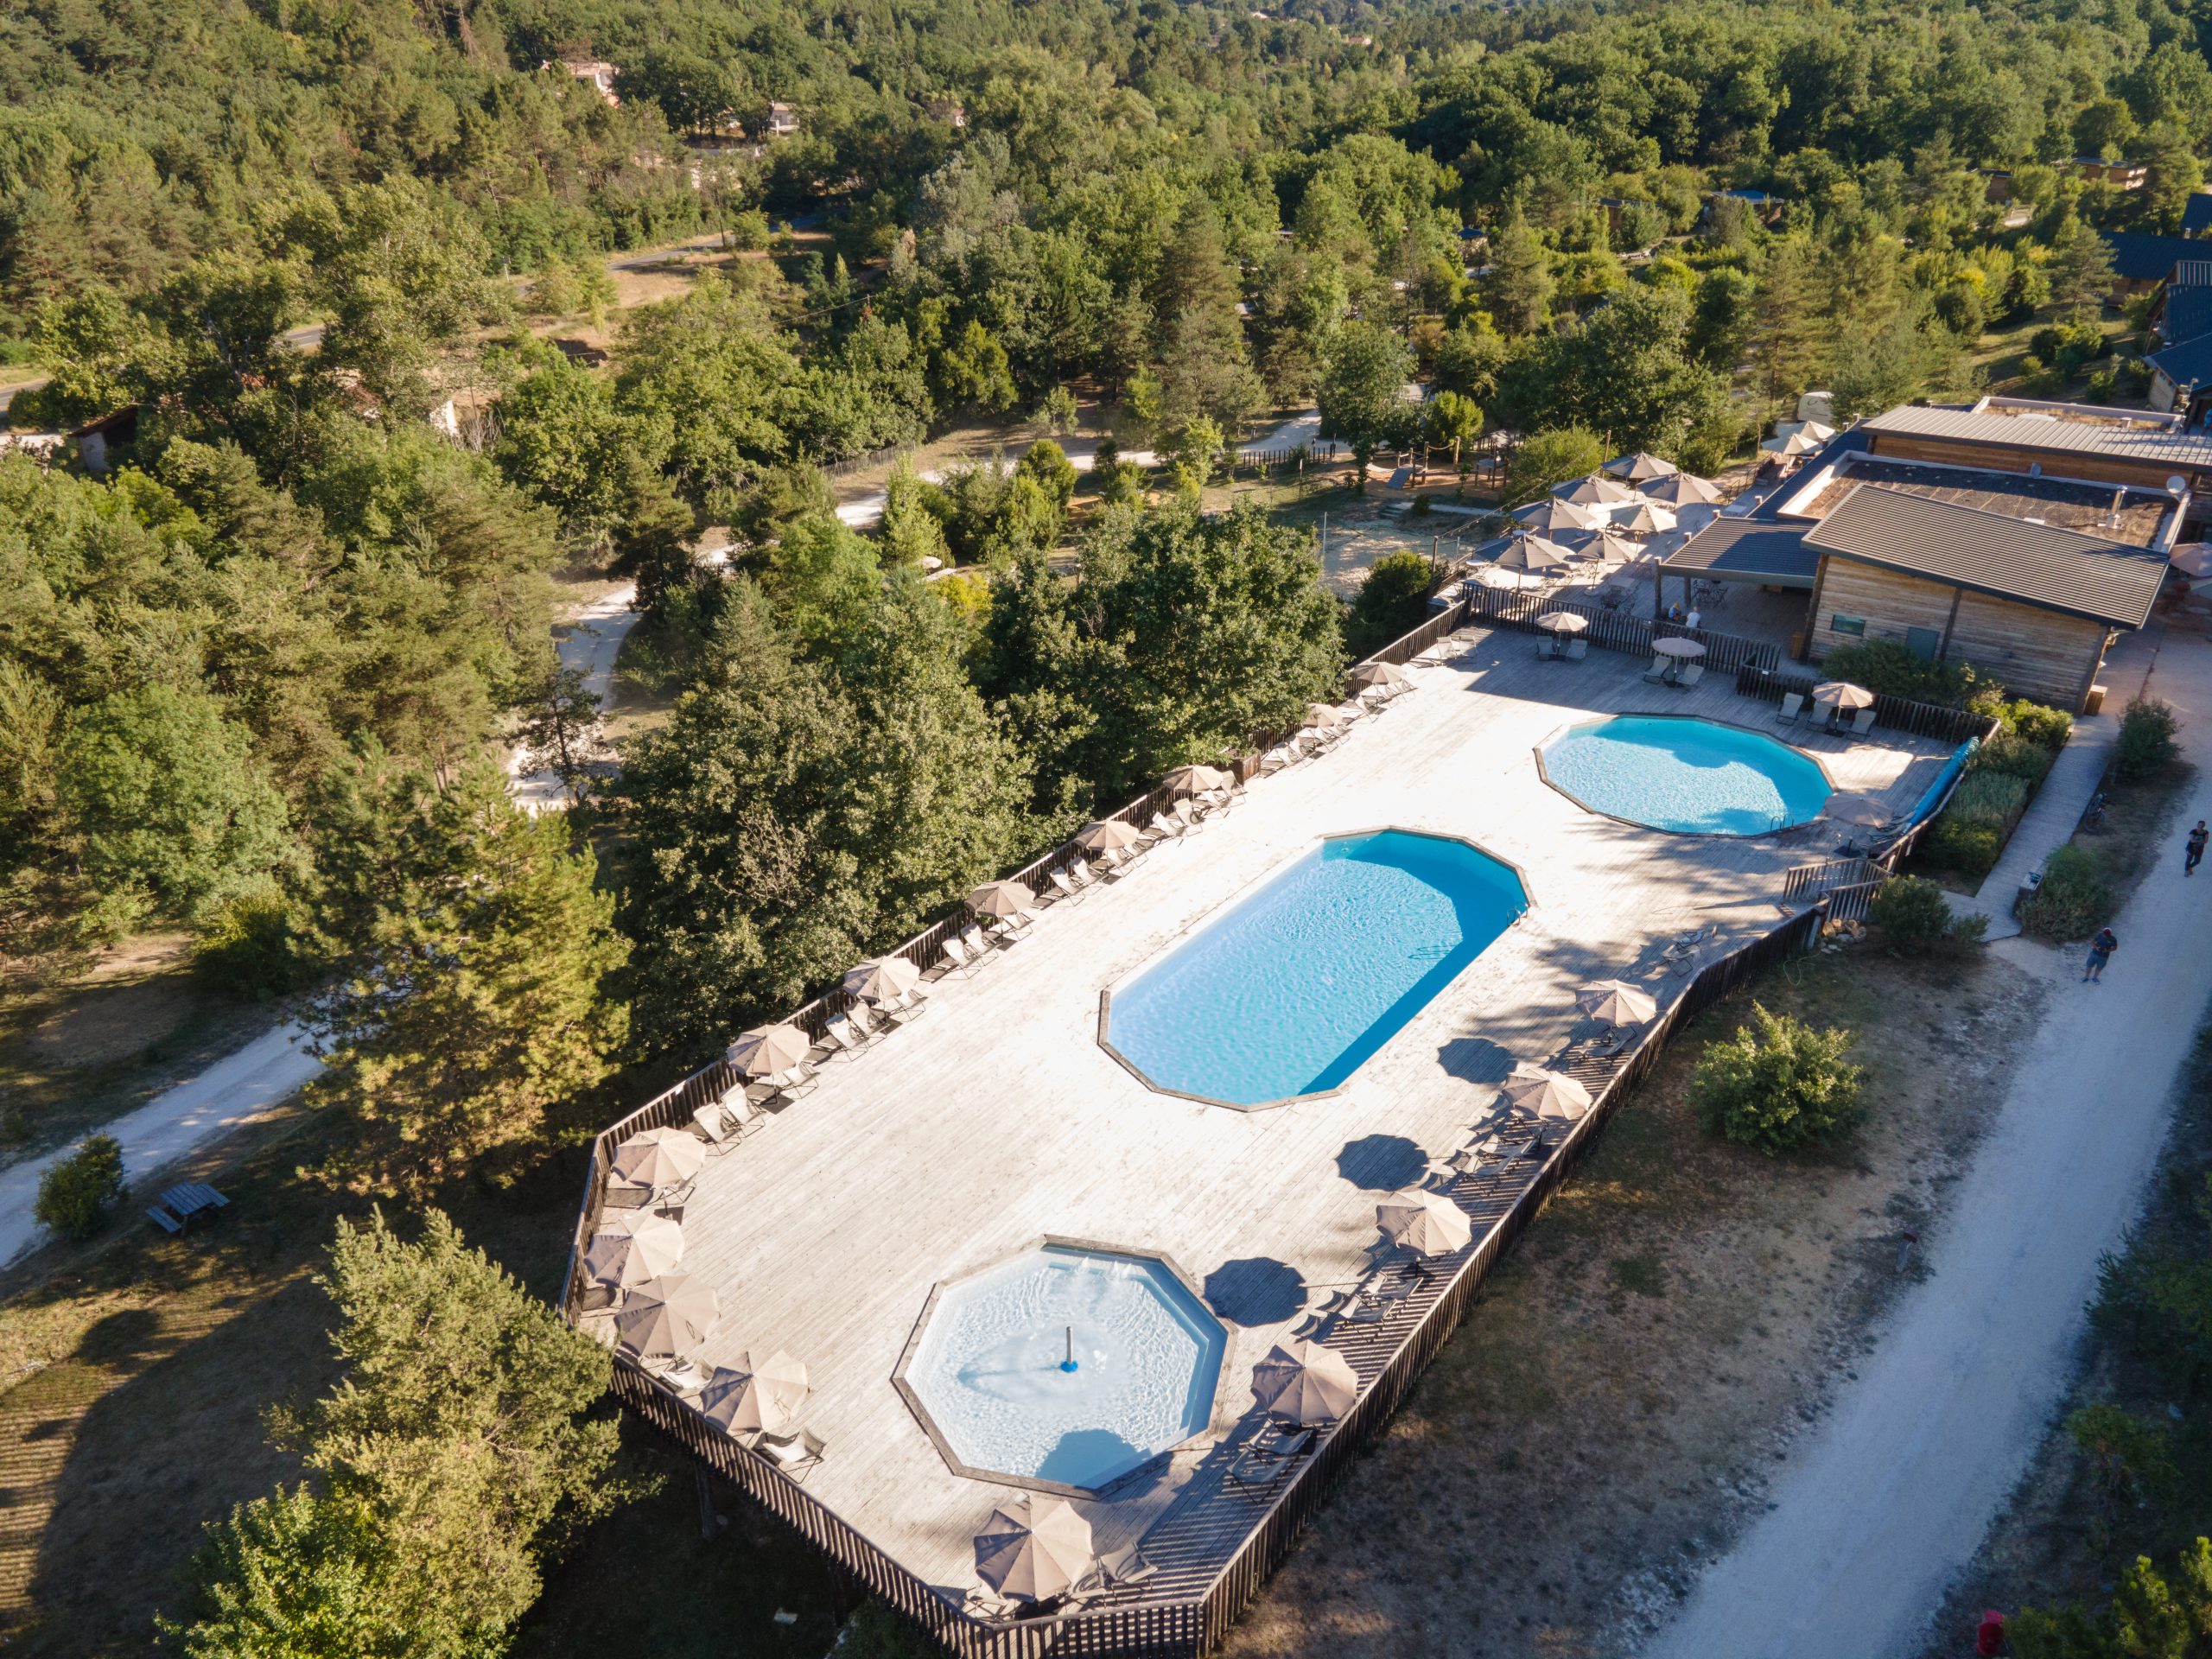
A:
2084 925 2118 982
2188 821 2208 876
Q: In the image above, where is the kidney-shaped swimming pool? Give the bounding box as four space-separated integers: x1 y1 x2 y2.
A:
1537 715 1832 836
1103 830 1529 1107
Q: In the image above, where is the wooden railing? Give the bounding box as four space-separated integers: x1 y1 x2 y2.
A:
1455 585 1783 677
592 896 1836 1659
1732 664 2002 747
1779 855 1872 900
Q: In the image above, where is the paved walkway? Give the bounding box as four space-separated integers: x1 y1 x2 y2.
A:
1639 629 2212 1659
1948 629 2162 939
0 1022 321 1267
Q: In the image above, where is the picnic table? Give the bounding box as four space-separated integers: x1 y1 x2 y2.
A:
147 1182 229 1236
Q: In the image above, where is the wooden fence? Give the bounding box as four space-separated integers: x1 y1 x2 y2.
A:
1779 855 1872 902
1455 584 1783 677
1731 664 2000 747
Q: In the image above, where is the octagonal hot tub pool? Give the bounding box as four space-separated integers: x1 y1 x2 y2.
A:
894 1242 1227 1494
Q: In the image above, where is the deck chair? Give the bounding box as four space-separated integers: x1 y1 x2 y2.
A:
1643 655 1673 684
823 1010 872 1060
1678 661 1705 687
1535 634 1559 660
757 1428 826 1482
957 924 999 961
932 933 976 978
1147 812 1185 843
1567 637 1588 660
1093 1544 1159 1594
1777 691 1803 725
1810 698 1837 732
1050 867 1090 902
1850 707 1877 736
770 1063 818 1104
692 1103 743 1154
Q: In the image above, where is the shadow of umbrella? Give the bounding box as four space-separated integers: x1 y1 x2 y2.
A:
1203 1258 1307 1327
1334 1135 1428 1192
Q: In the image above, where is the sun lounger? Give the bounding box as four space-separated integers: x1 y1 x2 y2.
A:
757 1428 826 1481
1342 1295 1386 1325
964 1587 1020 1622
1811 698 1836 730
1147 813 1185 842
1049 868 1088 902
1678 661 1704 687
1092 1543 1159 1593
1643 656 1675 684
1566 637 1588 660
1777 691 1803 725
823 1012 873 1059
1851 706 1876 736
692 1103 743 1153
655 1355 713 1396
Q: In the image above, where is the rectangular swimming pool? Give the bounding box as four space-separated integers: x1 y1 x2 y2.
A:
1103 830 1529 1107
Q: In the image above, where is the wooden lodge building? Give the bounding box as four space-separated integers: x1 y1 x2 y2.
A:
1661 397 2193 709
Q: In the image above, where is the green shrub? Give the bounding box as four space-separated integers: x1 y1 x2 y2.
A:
2023 842 2113 941
194 891 316 998
1971 733 2056 789
1690 1002 1864 1154
1820 640 1987 708
35 1134 127 1242
1868 874 1986 953
1948 767 2032 830
1345 550 1440 656
1921 814 2003 877
1999 698 2075 752
2113 696 2180 784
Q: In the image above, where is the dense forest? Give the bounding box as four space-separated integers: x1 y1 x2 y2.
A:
7 0 2212 1646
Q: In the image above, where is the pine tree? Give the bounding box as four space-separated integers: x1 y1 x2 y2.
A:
1746 238 1829 417
1485 210 1555 337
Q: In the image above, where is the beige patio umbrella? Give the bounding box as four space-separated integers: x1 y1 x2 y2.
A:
1652 636 1706 659
698 1349 810 1435
1776 429 1822 457
1573 528 1643 564
1617 500 1677 536
975 1495 1096 1602
1514 497 1602 534
727 1023 811 1077
1377 1187 1474 1256
1643 472 1726 507
1076 818 1145 854
1305 702 1351 728
1826 791 1893 827
1162 762 1233 793
1555 474 1637 506
584 1210 685 1289
1812 680 1875 709
1797 420 1837 443
1604 451 1680 481
842 956 921 1003
1577 980 1658 1027
616 1272 719 1361
1251 1338 1359 1425
967 880 1036 918
1497 533 1575 574
1350 663 1408 690
1477 565 1545 592
1535 611 1588 635
1500 1064 1593 1122
611 1126 707 1191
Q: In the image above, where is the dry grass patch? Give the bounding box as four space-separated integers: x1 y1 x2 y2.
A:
1223 944 2045 1659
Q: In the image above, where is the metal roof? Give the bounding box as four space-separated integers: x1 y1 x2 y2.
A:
2102 231 2203 282
2147 331 2212 391
2184 194 2212 237
1658 519 1820 587
1860 403 2212 475
1802 484 2166 629
2160 284 2212 351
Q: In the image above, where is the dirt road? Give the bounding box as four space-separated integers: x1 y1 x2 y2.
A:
509 582 640 811
1640 630 2212 1659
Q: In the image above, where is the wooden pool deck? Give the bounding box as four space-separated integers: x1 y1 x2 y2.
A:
606 632 1949 1621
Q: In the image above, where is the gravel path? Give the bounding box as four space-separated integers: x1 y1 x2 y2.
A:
1639 627 2212 1659
0 1021 321 1266
509 582 640 811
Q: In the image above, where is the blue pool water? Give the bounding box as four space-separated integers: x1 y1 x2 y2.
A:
1540 715 1831 836
1106 830 1529 1106
901 1245 1226 1491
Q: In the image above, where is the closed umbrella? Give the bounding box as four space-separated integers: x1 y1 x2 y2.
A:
1477 565 1545 592
967 880 1036 918
584 1211 685 1289
1305 702 1350 728
1827 791 1892 827
1497 534 1575 574
1554 474 1637 506
612 1126 707 1192
1514 497 1601 534
1576 980 1657 1027
1500 1064 1592 1122
1162 762 1233 793
727 1024 811 1078
1251 1338 1358 1424
1812 680 1874 709
1076 818 1145 854
1350 663 1408 690
1535 611 1588 635
1652 636 1706 659
1377 1187 1474 1255
842 956 921 1003
975 1496 1095 1602
616 1272 718 1361
1643 472 1726 506
1617 501 1677 535
1604 451 1680 482
698 1349 810 1434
